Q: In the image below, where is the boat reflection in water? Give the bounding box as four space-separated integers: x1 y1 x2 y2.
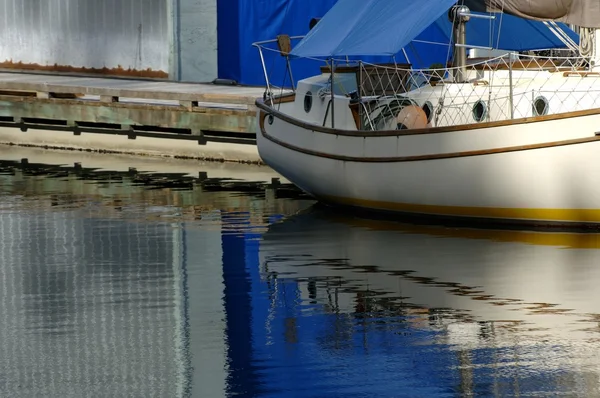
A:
259 205 600 395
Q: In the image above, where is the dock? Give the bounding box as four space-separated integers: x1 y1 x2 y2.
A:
0 72 271 163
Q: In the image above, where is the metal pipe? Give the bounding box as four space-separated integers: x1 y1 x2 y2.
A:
258 47 273 106
508 57 514 119
454 43 492 50
358 61 363 129
252 36 305 46
449 5 470 83
322 100 332 126
401 49 410 65
453 22 467 82
286 56 295 92
457 12 495 20
330 58 335 128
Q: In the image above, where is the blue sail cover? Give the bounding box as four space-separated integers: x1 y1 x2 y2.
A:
427 12 579 52
395 13 579 67
290 0 460 58
289 0 579 60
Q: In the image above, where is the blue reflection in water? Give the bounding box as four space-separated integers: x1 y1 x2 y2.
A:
250 209 595 397
222 211 266 397
220 213 463 397
0 160 599 397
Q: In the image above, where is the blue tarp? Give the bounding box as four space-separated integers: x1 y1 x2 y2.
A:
290 0 459 58
217 0 579 86
217 0 338 86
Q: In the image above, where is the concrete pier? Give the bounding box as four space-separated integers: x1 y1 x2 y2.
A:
0 72 270 163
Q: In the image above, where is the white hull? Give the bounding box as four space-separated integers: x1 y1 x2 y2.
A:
257 106 600 225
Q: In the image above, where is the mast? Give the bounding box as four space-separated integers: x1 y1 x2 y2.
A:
449 5 471 82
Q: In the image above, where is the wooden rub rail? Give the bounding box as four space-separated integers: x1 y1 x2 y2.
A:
0 73 268 146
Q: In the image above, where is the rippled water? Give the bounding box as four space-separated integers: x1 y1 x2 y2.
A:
2 148 600 397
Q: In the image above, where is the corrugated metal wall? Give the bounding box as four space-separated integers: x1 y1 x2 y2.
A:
0 0 170 78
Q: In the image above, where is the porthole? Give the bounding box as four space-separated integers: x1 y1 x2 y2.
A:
533 96 549 116
472 100 488 122
422 101 434 123
304 91 313 113
267 114 274 125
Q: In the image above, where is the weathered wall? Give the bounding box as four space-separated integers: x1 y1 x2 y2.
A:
0 0 170 78
177 0 218 82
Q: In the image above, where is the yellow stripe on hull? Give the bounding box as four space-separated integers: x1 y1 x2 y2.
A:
320 194 600 224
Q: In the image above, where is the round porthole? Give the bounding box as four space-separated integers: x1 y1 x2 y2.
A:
304 91 313 113
422 101 434 123
472 100 487 122
533 96 549 116
267 114 274 125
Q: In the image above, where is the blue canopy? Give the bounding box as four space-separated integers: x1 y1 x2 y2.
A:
425 12 579 52
290 0 579 61
290 0 459 58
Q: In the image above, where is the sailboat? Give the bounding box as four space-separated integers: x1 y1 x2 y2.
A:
253 0 600 227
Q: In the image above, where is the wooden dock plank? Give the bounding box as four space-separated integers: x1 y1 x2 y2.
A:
0 72 269 105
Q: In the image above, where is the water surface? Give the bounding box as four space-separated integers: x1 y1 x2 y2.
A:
1 148 600 397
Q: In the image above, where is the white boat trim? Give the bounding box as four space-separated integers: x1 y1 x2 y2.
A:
258 106 600 162
257 94 600 138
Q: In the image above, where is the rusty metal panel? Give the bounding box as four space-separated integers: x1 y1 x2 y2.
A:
0 0 169 78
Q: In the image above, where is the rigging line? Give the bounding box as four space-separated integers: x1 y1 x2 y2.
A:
400 49 411 66
495 3 504 50
482 0 503 50
579 27 593 57
280 0 293 34
550 21 578 45
411 39 454 47
543 22 579 52
445 4 458 65
548 21 578 49
440 4 459 117
407 42 425 68
488 9 493 54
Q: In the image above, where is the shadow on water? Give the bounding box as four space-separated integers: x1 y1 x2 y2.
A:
0 157 310 198
317 200 600 232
